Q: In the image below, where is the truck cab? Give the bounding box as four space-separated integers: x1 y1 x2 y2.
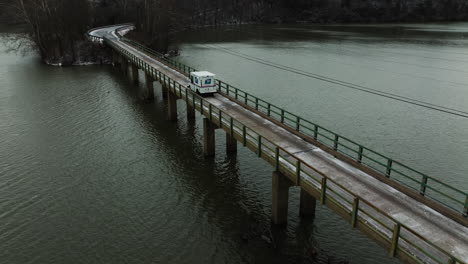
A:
188 71 217 95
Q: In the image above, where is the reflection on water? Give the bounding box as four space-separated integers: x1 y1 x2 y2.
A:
1 23 467 264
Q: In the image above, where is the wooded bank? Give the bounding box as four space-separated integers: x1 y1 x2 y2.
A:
1 0 466 65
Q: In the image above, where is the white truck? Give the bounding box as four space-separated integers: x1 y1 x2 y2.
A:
188 71 217 95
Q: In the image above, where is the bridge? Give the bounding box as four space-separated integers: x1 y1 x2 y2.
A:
87 24 468 264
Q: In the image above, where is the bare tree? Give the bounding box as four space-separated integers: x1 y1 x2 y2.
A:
4 0 91 64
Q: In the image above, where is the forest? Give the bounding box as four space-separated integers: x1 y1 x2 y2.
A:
1 0 467 65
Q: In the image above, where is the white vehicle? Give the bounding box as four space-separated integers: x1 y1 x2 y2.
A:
188 71 217 95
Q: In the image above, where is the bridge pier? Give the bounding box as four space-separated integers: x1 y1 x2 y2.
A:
226 132 237 154
112 51 120 67
166 90 178 121
144 73 154 100
121 57 128 75
162 84 168 98
131 64 139 84
203 118 218 157
272 171 294 226
299 189 316 218
186 103 195 121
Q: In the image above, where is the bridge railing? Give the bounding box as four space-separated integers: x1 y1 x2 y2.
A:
118 37 468 220
216 80 468 216
105 37 465 264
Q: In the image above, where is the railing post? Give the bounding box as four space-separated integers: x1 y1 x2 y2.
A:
209 104 213 121
243 126 247 146
296 117 300 131
358 146 363 163
275 147 280 171
235 88 238 100
192 92 195 109
351 197 360 228
255 98 259 110
386 159 393 177
244 94 248 104
334 135 339 151
257 136 262 157
230 117 234 137
390 223 401 257
296 160 301 186
320 178 327 204
226 83 230 96
314 125 318 140
267 104 271 116
419 175 428 195
281 109 285 123
200 99 204 115
219 111 223 128
463 195 468 217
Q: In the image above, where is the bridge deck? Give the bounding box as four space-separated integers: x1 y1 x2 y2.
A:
89 26 468 264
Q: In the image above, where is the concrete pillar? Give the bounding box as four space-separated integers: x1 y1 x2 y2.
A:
299 189 316 218
203 118 216 157
112 51 119 67
162 84 168 98
145 73 154 100
121 57 128 75
272 171 294 226
166 91 177 121
131 64 139 84
226 132 237 154
186 103 195 120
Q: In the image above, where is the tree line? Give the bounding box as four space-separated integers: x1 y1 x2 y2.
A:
1 0 467 64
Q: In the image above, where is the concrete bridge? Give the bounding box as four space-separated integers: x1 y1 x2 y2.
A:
87 24 468 264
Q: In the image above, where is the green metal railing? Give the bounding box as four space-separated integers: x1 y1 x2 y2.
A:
104 37 465 264
120 37 468 219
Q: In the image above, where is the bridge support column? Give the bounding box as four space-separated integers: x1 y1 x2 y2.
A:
121 57 128 75
131 64 139 84
112 51 119 67
226 132 237 154
299 189 316 219
186 103 195 120
145 73 154 100
272 171 294 226
203 118 217 157
166 91 178 121
162 85 168 98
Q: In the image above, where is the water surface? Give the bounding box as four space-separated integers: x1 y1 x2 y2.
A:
2 23 468 264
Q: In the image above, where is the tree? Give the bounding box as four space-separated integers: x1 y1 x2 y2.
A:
5 0 92 64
